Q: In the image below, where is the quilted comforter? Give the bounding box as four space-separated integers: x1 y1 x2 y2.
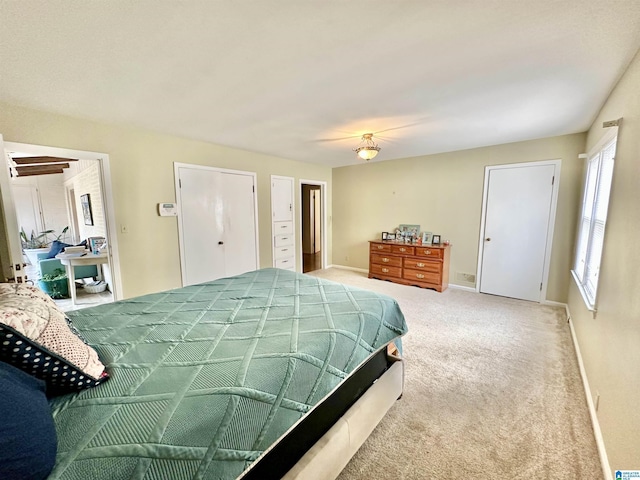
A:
48 268 407 480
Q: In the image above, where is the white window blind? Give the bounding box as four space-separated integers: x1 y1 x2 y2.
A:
572 136 616 310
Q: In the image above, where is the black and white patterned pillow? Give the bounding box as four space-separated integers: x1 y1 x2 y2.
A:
0 284 108 395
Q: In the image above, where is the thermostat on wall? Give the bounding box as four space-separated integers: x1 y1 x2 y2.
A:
158 203 177 216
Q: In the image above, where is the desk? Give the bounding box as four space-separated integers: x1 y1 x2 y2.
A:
56 253 108 306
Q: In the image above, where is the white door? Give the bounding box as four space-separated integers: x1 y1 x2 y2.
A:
312 189 321 254
177 165 258 286
221 173 258 277
12 184 42 239
271 176 293 222
479 162 557 302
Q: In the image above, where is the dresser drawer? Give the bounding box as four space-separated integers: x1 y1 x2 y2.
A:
403 269 440 284
274 246 294 259
414 247 443 259
370 243 392 253
371 253 402 268
275 257 295 270
274 234 294 247
404 258 441 273
273 221 293 235
370 263 402 278
391 245 415 255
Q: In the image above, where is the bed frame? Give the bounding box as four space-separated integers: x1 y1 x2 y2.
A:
241 344 404 479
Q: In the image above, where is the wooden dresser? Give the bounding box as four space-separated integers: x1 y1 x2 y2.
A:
368 241 451 292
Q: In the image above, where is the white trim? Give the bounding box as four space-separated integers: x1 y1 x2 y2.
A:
299 179 328 272
476 159 561 303
174 162 260 287
566 305 612 480
448 283 476 293
586 127 618 158
0 135 24 281
572 129 618 314
541 299 568 308
329 264 368 274
570 269 597 314
2 140 123 299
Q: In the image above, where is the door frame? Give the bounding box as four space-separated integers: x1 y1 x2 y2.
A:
174 162 260 287
0 136 123 299
299 179 327 271
475 159 561 302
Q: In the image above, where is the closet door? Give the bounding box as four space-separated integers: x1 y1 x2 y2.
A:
479 162 557 302
177 165 258 286
220 172 258 277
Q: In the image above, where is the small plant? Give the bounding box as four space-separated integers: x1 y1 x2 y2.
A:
20 226 69 249
40 268 68 282
38 268 69 299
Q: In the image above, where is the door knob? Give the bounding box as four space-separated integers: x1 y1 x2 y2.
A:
485 238 491 242
218 241 224 245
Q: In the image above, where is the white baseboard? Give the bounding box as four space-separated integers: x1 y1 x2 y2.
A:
328 264 369 274
448 283 476 292
566 306 612 480
542 299 568 308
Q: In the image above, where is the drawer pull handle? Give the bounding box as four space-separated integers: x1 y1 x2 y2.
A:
400 247 406 252
281 225 288 228
424 250 431 255
377 245 384 249
382 268 389 273
282 249 288 252
416 273 425 279
382 258 390 263
417 262 425 267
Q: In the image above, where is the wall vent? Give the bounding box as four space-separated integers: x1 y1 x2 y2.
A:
456 272 476 284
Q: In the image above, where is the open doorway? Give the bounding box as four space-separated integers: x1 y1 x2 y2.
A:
0 137 122 310
301 183 323 273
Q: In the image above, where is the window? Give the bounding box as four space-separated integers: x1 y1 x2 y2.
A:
572 134 617 310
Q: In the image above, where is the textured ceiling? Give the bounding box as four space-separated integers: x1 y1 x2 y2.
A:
1 1 639 167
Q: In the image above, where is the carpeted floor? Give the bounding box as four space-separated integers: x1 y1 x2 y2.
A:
308 268 602 480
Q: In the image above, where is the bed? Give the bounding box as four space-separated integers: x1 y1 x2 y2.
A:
1 268 407 480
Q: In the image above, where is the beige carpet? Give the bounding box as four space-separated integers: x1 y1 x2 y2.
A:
308 268 602 480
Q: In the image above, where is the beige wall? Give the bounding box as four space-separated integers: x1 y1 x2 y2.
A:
332 133 585 302
568 49 640 474
0 102 332 298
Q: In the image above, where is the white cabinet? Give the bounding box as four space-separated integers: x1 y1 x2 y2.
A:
271 176 295 271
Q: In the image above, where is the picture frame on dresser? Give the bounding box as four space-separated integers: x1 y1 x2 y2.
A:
382 232 389 240
422 231 432 245
399 224 420 238
387 233 396 241
432 234 441 245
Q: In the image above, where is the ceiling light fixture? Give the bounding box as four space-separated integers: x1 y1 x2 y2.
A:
353 133 380 161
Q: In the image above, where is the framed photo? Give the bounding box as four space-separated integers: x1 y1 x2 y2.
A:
421 231 432 245
80 194 94 226
387 233 397 240
382 232 389 240
88 236 106 254
398 224 420 238
432 234 441 245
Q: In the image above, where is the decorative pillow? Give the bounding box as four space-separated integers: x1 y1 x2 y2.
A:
0 283 108 395
45 240 72 259
0 360 57 480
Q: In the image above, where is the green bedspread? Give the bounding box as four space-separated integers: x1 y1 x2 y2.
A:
49 268 407 480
